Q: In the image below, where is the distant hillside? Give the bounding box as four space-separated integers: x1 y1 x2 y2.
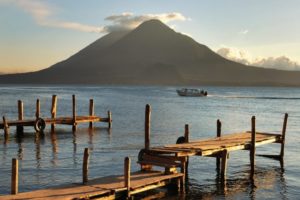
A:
1 19 300 86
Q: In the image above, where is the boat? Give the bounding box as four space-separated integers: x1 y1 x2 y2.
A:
176 88 208 97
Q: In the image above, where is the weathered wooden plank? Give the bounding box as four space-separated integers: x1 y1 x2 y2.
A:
2 171 183 200
130 182 166 195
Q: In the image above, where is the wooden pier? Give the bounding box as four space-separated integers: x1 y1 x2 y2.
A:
0 95 112 138
139 104 288 179
0 104 288 199
2 155 184 200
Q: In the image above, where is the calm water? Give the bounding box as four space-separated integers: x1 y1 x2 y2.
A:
0 86 299 199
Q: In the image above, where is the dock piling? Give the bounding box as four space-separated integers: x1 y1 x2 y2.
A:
184 124 189 181
51 95 57 131
124 157 131 199
250 116 256 179
36 99 40 119
108 110 112 129
3 116 9 139
89 99 94 129
17 100 24 133
184 124 189 143
82 148 89 184
72 95 77 131
11 158 18 195
145 104 151 150
220 149 228 179
280 113 288 160
216 119 222 172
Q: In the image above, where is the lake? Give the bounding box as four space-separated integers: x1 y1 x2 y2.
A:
0 86 299 199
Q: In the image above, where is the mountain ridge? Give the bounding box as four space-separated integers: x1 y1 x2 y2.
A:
1 19 300 86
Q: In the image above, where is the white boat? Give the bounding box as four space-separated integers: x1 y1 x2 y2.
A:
176 88 208 97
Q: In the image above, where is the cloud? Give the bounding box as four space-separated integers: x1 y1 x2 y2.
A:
216 47 252 65
252 56 300 71
103 12 187 32
9 0 103 33
216 46 300 71
239 29 249 35
5 0 187 34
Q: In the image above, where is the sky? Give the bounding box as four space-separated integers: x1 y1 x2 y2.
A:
0 0 300 73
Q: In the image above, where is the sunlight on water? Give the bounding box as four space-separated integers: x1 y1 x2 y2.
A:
0 86 299 199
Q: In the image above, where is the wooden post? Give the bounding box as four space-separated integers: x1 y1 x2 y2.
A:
16 100 23 133
3 116 9 140
184 124 189 143
217 119 221 137
145 104 151 150
180 160 186 193
250 116 256 179
72 95 77 131
82 148 89 184
184 124 189 180
216 119 222 173
89 99 94 129
11 158 18 195
51 95 57 131
280 113 288 159
220 149 228 179
124 157 131 198
36 99 40 119
108 110 112 129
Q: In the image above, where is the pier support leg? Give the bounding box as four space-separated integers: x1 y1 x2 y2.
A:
89 99 94 129
184 124 189 143
184 124 189 180
82 148 89 184
280 113 288 160
3 116 9 140
16 100 24 133
250 116 256 179
108 110 112 129
11 158 18 195
145 104 151 150
124 157 131 199
51 95 57 132
220 149 228 179
180 160 186 193
36 99 40 119
216 119 222 172
72 95 77 131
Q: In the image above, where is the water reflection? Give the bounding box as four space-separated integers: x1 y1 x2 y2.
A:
34 132 45 168
16 135 24 160
72 132 78 167
50 131 58 166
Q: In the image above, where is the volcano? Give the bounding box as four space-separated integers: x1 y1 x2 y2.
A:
2 19 300 86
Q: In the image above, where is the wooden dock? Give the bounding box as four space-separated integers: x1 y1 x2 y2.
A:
1 104 288 199
0 95 112 139
138 104 288 179
2 156 184 200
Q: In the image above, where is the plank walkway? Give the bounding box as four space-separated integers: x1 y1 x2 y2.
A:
1 171 183 200
140 104 288 179
0 116 110 129
147 132 282 157
0 95 112 135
